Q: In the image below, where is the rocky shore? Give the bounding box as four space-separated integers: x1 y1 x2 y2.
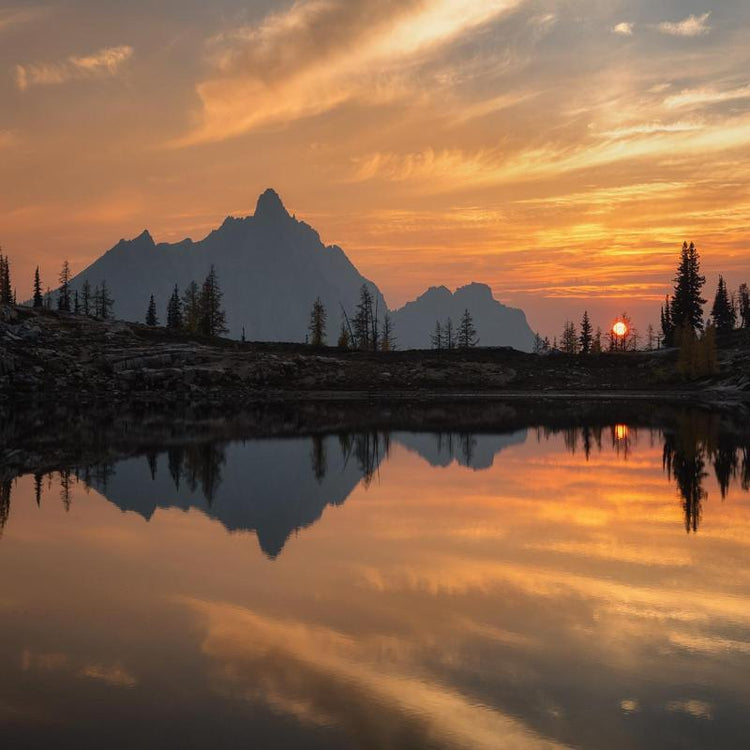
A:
2 304 749 408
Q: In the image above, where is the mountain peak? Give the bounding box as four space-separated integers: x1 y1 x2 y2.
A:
254 188 289 221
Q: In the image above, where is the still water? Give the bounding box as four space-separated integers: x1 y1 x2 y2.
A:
1 409 749 749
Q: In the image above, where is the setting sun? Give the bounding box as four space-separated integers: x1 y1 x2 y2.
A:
612 321 628 338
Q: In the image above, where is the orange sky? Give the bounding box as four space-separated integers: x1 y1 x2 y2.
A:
2 1 749 335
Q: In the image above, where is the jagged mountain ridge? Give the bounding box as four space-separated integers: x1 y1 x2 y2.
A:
68 189 534 350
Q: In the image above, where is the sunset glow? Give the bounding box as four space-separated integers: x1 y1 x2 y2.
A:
2 1 749 334
613 321 628 339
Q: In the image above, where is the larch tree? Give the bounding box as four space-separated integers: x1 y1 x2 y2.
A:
353 285 374 350
182 281 201 334
444 318 456 349
199 266 228 337
33 267 44 308
579 311 593 355
95 280 114 319
166 285 183 330
308 297 327 347
57 260 72 312
431 321 444 350
380 312 396 351
561 321 578 354
710 275 735 333
146 295 159 326
457 309 478 349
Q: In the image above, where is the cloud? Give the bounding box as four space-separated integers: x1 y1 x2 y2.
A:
611 22 634 37
664 85 750 109
0 6 48 32
15 45 133 91
658 12 711 37
177 0 524 145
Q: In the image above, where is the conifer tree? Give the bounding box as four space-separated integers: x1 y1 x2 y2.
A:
166 285 183 330
57 260 72 312
33 267 44 308
579 311 593 354
74 290 80 315
308 297 327 347
95 280 114 319
592 327 603 354
711 275 735 333
0 249 12 305
81 280 92 316
739 283 750 329
381 312 396 351
670 241 706 335
431 321 444 350
444 318 456 349
353 285 374 350
182 281 201 333
199 266 228 337
561 320 578 354
146 295 159 326
660 294 674 346
337 319 350 349
457 309 478 349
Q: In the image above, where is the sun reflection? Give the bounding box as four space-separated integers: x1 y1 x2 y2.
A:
615 424 629 441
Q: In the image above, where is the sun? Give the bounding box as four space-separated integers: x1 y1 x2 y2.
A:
612 321 628 338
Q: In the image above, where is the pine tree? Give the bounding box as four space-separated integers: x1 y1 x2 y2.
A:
166 285 183 330
533 332 545 354
199 265 228 337
308 297 327 347
444 318 456 349
457 309 478 349
338 319 350 349
660 294 674 347
33 267 44 308
57 260 72 312
579 311 593 355
561 321 578 354
95 280 114 319
381 312 396 351
711 275 735 333
81 280 92 317
74 290 80 315
0 249 12 305
182 281 201 333
592 327 602 354
739 283 750 329
146 295 159 326
353 285 374 350
670 241 706 335
431 321 444 350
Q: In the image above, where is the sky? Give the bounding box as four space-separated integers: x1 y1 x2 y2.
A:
1 0 749 336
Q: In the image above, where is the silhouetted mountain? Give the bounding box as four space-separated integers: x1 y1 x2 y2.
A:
392 283 534 351
66 190 535 349
68 189 385 342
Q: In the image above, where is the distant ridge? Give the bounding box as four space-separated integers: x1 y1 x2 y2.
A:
67 189 535 350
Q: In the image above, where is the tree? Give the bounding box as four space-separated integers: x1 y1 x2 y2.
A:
199 266 228 337
81 280 92 317
592 327 603 354
444 317 456 349
579 311 593 355
74 290 80 315
739 283 750 329
431 321 444 350
0 249 12 305
33 267 44 308
57 260 72 312
457 309 478 349
646 324 656 351
146 295 159 326
381 312 396 351
533 331 546 354
670 241 706 335
166 285 183 330
352 285 376 350
338 319 350 349
308 297 327 347
94 280 114 319
561 321 578 354
711 275 735 333
660 294 674 346
182 281 201 334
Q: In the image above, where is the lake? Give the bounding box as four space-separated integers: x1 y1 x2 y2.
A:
1 401 749 749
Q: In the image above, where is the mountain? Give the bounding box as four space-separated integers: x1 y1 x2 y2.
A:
391 283 535 351
68 189 534 350
68 189 385 342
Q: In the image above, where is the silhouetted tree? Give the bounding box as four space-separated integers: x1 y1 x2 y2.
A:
73 290 80 315
353 285 375 350
458 309 478 349
444 317 456 349
199 266 228 337
146 295 159 326
182 281 201 334
308 297 327 347
561 320 578 354
711 275 735 333
660 294 674 346
81 279 92 317
93 280 114 319
381 312 396 351
57 260 72 312
670 241 706 336
0 249 12 305
166 284 183 330
337 319 350 349
739 283 750 329
33 267 44 308
431 320 444 350
579 311 593 354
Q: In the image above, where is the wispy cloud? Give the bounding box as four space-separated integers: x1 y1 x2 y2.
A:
177 0 524 145
612 22 634 37
0 5 49 32
665 84 750 109
657 12 711 37
15 45 133 91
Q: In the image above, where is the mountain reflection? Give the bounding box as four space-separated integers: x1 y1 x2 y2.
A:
2 419 750 548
